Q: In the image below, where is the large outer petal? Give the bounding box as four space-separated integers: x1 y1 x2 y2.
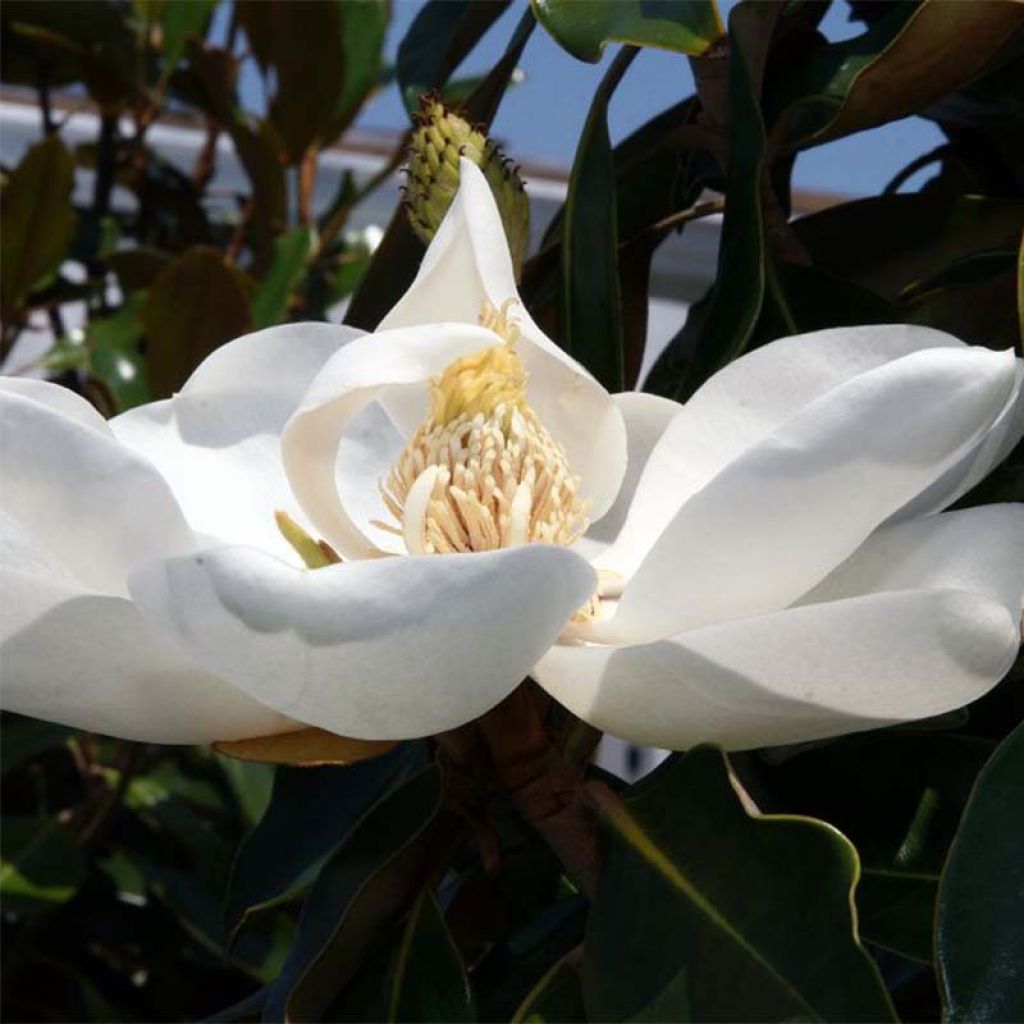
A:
600 324 964 579
378 159 626 523
588 345 1017 645
282 323 502 558
534 505 1024 750
0 514 295 743
111 323 361 563
1 384 196 596
129 543 597 741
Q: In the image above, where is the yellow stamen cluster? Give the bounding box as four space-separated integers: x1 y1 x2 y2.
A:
375 301 590 556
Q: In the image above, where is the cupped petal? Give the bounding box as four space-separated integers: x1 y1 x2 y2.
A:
0 514 295 743
891 357 1024 520
589 345 1017 645
537 501 1024 750
1 386 196 596
575 391 681 563
129 543 597 740
110 322 362 563
602 324 964 578
379 159 627 522
282 322 501 558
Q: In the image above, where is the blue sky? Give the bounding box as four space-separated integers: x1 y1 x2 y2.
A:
346 0 945 197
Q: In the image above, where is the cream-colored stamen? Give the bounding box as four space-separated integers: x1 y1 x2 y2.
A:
375 300 591 558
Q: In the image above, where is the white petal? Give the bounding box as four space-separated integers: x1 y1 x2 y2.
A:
129 544 597 740
1 387 196 596
110 322 361 562
590 345 1017 644
575 391 681 562
603 324 964 578
892 358 1024 519
282 322 502 558
535 591 1019 751
0 377 112 434
379 159 627 521
536 501 1024 750
0 515 294 743
801 503 1024 618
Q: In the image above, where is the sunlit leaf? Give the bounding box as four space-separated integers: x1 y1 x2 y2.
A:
585 748 896 1021
249 227 314 329
532 0 722 63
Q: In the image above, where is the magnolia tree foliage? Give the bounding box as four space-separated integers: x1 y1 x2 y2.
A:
1 1 1023 1022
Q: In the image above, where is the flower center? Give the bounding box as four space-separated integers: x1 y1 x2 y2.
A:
375 300 590 556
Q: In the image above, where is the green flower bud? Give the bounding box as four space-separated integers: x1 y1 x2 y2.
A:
405 96 531 279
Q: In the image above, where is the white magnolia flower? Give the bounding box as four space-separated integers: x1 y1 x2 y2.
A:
2 161 1023 753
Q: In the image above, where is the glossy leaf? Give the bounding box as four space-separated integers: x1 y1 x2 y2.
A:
264 763 463 1022
0 717 74 774
0 135 76 321
396 0 511 112
249 227 314 329
585 748 895 1022
532 0 722 63
559 47 636 391
333 0 389 135
938 722 1024 1022
649 2 775 401
738 732 994 964
223 743 421 943
105 246 173 292
793 194 1024 300
387 889 474 1023
140 246 252 397
772 1 1024 146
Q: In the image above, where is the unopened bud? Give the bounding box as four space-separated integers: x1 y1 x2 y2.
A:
405 96 530 279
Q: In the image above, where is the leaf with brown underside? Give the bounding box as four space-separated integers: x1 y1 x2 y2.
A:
214 728 396 767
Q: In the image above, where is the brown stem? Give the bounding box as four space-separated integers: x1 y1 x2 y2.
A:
76 741 146 850
297 146 318 228
476 686 602 898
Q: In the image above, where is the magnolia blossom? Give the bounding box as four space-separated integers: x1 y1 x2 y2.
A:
2 161 1023 753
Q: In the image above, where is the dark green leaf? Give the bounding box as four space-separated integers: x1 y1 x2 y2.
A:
224 743 421 943
0 715 74 774
396 0 511 112
264 763 463 1022
87 293 150 411
585 748 895 1022
106 246 173 292
559 48 636 390
332 0 389 135
938 722 1024 1021
1 816 87 914
737 732 995 964
0 135 76 322
648 2 774 401
154 0 214 80
771 1 1024 147
792 194 1024 301
140 245 252 397
387 890 474 1022
531 0 722 63
512 958 586 1024
250 227 313 329
627 966 691 1023
237 0 346 162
